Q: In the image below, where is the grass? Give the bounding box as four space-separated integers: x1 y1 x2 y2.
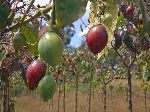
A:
14 90 150 112
12 79 150 112
1 79 150 112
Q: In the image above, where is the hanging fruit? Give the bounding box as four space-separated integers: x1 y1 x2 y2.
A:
126 6 134 15
26 60 46 90
38 32 64 67
55 0 88 27
86 25 108 54
38 75 57 102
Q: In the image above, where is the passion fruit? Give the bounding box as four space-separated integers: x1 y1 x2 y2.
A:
38 75 57 102
38 32 64 67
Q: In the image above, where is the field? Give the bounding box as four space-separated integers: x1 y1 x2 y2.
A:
8 79 150 112
0 0 150 112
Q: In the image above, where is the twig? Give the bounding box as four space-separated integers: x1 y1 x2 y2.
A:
129 53 136 68
106 72 116 85
114 48 128 68
80 18 90 29
3 4 52 33
20 0 35 22
0 42 10 45
49 0 53 4
10 0 15 5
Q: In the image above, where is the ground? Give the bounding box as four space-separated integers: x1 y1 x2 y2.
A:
10 79 150 112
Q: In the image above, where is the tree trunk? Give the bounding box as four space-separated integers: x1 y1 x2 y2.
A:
57 78 61 112
2 82 10 112
92 88 95 100
88 78 92 112
51 97 54 109
1 68 10 112
127 68 132 112
63 75 66 112
102 84 107 112
48 100 51 109
144 90 147 112
110 89 113 110
0 72 1 112
126 87 128 101
75 75 78 112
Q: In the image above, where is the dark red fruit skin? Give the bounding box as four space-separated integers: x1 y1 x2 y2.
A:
86 25 108 54
26 60 46 90
126 6 134 15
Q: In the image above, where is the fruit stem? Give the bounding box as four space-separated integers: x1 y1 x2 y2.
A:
46 64 49 75
49 0 56 32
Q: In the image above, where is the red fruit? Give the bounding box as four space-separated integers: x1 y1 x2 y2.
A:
26 60 46 90
126 6 134 15
86 25 108 54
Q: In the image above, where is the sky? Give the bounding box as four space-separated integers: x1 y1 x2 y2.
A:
33 0 91 48
70 2 91 47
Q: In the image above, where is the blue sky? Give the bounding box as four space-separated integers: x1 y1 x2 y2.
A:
34 0 91 48
70 3 91 47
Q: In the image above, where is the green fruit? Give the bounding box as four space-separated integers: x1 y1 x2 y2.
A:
55 0 88 27
13 32 27 51
38 32 64 67
20 24 39 44
38 75 57 102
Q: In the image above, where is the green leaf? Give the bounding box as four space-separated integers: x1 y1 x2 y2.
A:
142 63 150 81
55 0 87 27
20 24 38 44
116 14 125 27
